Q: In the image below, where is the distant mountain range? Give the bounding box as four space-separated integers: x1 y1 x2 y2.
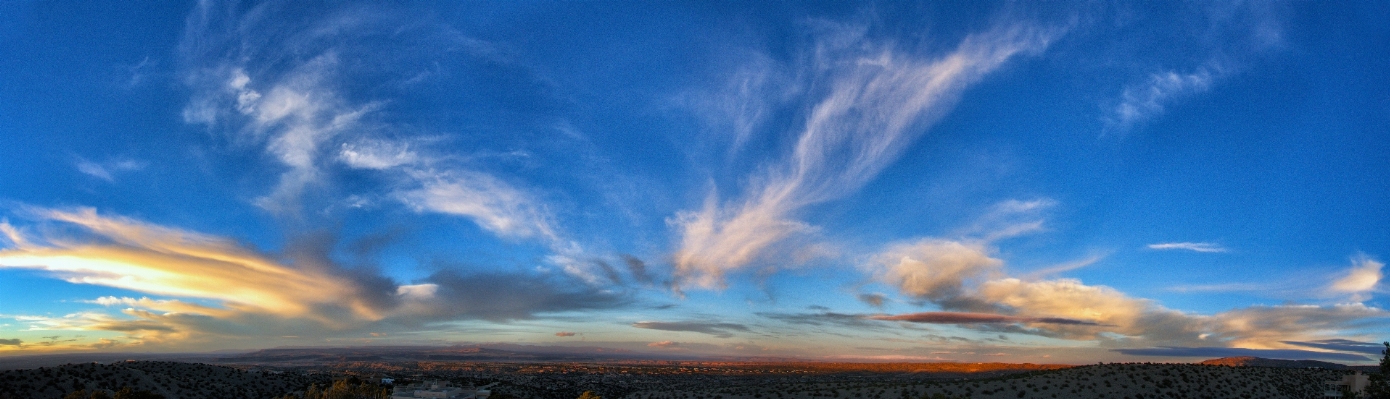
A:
219 344 706 365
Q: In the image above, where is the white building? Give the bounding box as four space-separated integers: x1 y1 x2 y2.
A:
1323 371 1370 398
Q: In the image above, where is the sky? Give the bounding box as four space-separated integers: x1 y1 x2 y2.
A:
0 1 1387 364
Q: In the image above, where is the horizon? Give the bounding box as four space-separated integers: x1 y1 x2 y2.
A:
1 1 1387 365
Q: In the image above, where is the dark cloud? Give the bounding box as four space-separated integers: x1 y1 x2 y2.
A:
594 260 625 285
858 293 886 308
0 339 20 346
622 255 653 285
631 321 750 338
555 332 577 337
422 271 629 322
759 312 885 330
1114 346 1372 362
344 227 409 258
1282 339 1387 355
871 312 1103 326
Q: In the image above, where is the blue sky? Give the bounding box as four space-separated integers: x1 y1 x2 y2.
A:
0 1 1387 364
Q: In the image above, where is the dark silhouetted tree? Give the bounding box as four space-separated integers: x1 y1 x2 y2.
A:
1367 342 1390 399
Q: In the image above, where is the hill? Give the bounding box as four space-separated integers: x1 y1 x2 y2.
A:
0 360 327 399
634 363 1352 399
1196 355 1388 373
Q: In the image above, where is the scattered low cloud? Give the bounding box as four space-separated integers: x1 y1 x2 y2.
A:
872 311 1102 326
631 321 750 338
0 339 20 346
1147 242 1228 253
555 332 577 337
648 340 680 348
870 234 1387 347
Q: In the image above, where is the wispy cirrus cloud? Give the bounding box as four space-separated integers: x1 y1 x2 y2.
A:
178 1 563 244
1105 66 1218 133
74 158 147 182
672 23 1060 289
1147 242 1228 253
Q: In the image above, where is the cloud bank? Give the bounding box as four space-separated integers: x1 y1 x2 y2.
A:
0 207 625 350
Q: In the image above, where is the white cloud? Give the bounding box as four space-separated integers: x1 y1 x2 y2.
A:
1330 254 1383 295
397 170 556 240
339 141 418 170
1107 67 1216 132
868 233 1387 347
672 24 1058 289
1147 242 1228 253
75 158 147 182
177 4 564 248
872 239 1001 307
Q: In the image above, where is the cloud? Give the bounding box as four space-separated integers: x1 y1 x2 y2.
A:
962 199 1057 241
75 158 147 182
176 1 581 278
622 255 654 285
871 311 1102 326
1106 67 1217 133
409 270 627 322
555 332 577 337
1147 242 1229 253
0 208 370 320
648 340 680 348
671 22 1058 289
757 311 905 335
857 293 886 308
1330 254 1383 295
0 339 19 346
1022 253 1107 279
0 207 627 349
338 141 418 170
1282 339 1387 355
867 230 1390 349
631 321 751 338
1113 346 1370 362
1210 303 1389 349
396 169 557 240
871 238 1002 311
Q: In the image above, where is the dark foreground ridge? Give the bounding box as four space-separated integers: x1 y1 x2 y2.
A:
0 356 1375 399
0 360 329 399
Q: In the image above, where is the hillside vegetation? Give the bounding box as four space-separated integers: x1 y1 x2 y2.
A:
0 361 328 399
